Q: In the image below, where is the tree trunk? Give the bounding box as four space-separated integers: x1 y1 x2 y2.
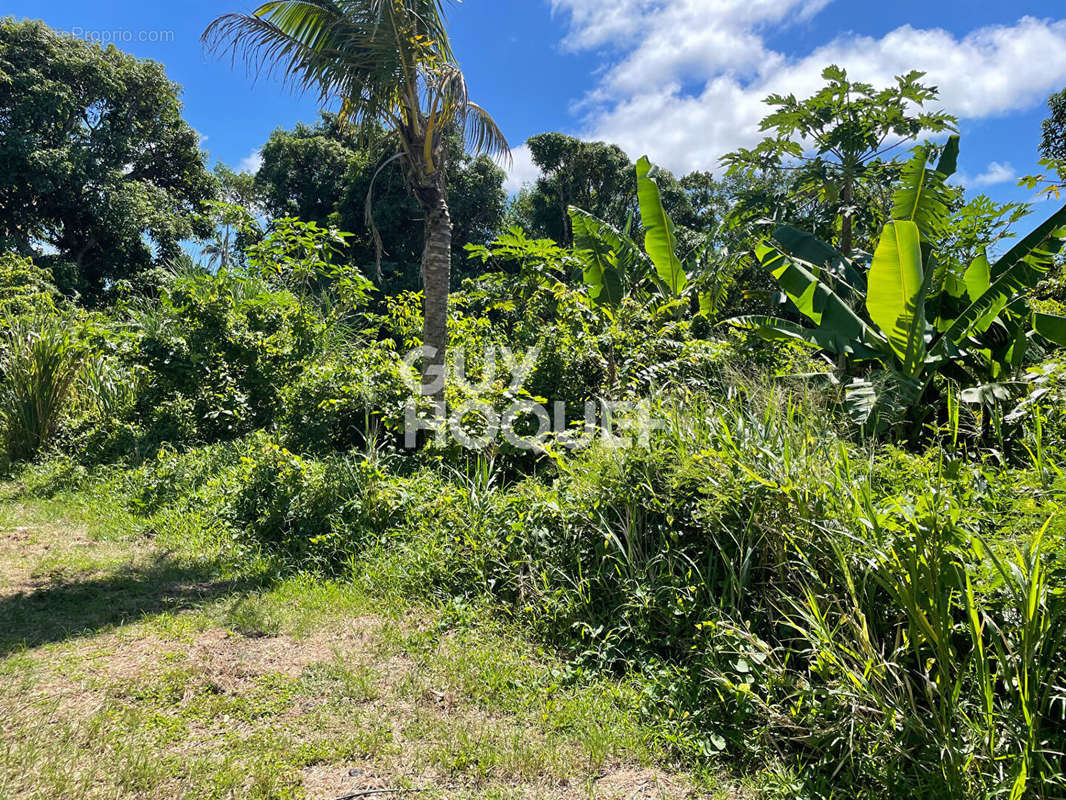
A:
416 180 452 402
840 176 853 257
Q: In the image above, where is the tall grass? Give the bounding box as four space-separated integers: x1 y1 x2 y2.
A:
0 314 86 461
11 362 1060 798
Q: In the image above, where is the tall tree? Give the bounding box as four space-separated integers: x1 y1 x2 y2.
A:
522 133 634 247
0 19 215 300
1040 87 1066 162
204 0 509 399
722 65 956 256
512 132 726 248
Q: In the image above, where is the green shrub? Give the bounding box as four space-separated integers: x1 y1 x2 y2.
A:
222 439 399 569
279 345 412 454
130 269 323 445
0 314 87 461
0 253 59 320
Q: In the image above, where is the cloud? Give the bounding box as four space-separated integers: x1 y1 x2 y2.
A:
973 161 1016 186
503 144 542 194
547 3 1066 176
238 149 264 174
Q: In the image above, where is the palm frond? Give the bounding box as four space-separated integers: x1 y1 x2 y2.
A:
459 101 511 163
203 0 452 126
204 0 508 176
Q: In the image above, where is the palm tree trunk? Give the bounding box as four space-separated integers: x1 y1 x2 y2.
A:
416 180 452 402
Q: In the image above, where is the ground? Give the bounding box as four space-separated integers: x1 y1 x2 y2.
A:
0 492 732 800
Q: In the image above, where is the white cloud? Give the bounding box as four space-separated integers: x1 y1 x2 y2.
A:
973 161 1016 186
503 144 542 194
238 149 263 174
546 4 1066 176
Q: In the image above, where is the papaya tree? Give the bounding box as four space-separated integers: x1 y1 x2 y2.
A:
722 66 956 257
732 135 1066 434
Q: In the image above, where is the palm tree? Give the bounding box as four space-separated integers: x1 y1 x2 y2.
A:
203 0 509 399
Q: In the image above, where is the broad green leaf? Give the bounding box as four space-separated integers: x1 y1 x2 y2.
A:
933 257 1055 358
1034 312 1066 346
772 224 865 292
749 247 887 357
891 136 959 240
772 224 841 270
963 252 990 303
867 220 926 371
728 315 823 349
935 135 960 178
569 207 640 306
636 156 687 295
932 204 1066 357
756 244 822 325
989 203 1066 279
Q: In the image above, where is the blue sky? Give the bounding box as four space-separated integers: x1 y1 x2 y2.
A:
8 1 1066 216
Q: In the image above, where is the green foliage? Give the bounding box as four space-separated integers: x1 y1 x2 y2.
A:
254 115 506 287
0 314 87 461
570 209 643 306
223 438 397 569
723 65 957 254
0 19 215 299
514 132 731 248
243 213 374 313
569 156 735 316
636 156 688 296
1040 87 1066 162
734 137 1066 436
178 384 1065 799
129 268 322 445
278 345 413 454
0 253 59 321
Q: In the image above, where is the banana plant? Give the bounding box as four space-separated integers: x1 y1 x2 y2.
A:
731 135 1066 432
569 155 722 313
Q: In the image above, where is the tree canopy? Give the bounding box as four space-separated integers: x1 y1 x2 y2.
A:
511 132 731 248
254 114 506 289
0 19 215 299
1040 87 1066 162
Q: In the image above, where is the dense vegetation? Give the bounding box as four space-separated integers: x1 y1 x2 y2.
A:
3 10 1066 800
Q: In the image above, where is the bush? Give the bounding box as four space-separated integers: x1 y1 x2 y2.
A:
222 438 399 569
129 269 323 445
0 253 59 320
0 314 86 461
278 344 412 454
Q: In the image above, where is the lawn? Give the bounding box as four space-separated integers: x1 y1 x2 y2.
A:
0 489 731 800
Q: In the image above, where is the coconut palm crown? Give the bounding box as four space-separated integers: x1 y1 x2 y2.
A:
204 0 509 398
